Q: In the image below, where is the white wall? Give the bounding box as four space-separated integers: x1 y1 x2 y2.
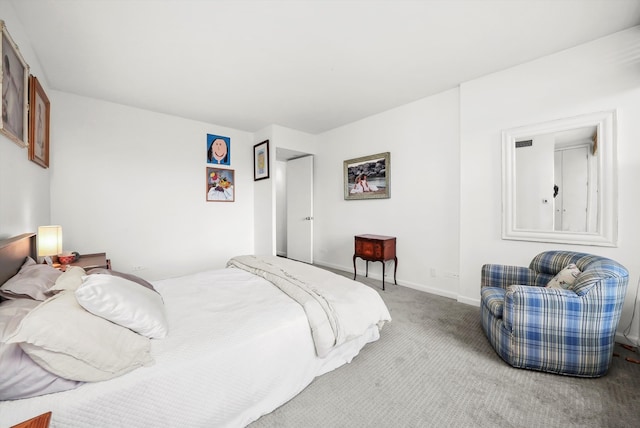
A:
459 27 640 339
252 126 275 256
314 88 461 298
0 3 51 238
49 92 255 280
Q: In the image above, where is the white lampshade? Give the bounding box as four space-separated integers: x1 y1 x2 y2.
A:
37 225 63 257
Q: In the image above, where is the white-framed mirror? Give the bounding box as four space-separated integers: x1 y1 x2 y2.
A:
502 110 617 246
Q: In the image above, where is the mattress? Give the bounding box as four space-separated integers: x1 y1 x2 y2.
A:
0 267 381 427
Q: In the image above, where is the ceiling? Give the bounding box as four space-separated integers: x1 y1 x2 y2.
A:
10 0 640 135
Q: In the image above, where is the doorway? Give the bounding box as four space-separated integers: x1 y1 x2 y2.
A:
275 148 314 263
553 144 593 232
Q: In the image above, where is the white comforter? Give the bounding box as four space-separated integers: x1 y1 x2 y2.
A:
0 264 390 428
227 255 391 357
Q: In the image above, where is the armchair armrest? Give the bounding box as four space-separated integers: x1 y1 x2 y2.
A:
503 285 591 334
481 264 538 290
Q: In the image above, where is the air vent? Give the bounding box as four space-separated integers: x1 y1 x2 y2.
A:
515 140 533 148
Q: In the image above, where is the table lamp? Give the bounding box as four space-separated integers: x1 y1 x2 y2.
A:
37 225 62 265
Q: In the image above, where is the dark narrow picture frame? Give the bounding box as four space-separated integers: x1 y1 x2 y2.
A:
28 75 50 168
253 140 270 181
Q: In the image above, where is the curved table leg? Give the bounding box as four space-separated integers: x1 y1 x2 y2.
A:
382 261 386 291
394 256 398 285
353 255 357 280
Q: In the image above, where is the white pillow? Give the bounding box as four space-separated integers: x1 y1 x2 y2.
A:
4 291 153 382
0 299 83 400
546 263 581 290
48 266 87 293
75 274 168 339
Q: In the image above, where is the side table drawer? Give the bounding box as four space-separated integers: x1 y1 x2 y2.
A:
356 240 382 258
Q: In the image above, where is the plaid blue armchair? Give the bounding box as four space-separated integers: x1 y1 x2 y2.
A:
480 251 629 377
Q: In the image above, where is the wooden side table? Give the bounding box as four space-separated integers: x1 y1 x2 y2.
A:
68 253 111 270
353 234 397 290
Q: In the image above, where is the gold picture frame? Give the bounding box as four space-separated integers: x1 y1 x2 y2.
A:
28 75 50 168
344 152 391 200
0 20 29 147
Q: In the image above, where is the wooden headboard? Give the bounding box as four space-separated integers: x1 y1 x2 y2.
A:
0 233 37 285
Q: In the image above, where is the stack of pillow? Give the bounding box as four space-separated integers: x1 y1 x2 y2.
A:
0 258 168 401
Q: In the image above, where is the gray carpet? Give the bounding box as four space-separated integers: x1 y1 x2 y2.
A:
250 268 640 428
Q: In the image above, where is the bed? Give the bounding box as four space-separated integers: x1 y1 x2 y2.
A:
0 233 391 427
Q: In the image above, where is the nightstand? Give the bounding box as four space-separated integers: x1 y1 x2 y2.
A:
353 234 397 290
68 253 111 270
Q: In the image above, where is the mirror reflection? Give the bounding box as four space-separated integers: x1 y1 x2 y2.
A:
502 110 617 247
515 125 598 232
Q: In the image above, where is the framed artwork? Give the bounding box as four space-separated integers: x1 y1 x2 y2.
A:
344 152 390 200
253 140 270 181
28 75 50 168
207 134 230 165
206 167 235 202
0 20 29 147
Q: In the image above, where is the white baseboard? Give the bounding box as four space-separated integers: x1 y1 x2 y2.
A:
397 279 459 300
457 296 481 307
615 332 639 346
313 260 460 302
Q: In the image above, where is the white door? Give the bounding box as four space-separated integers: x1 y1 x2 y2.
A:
555 146 589 232
286 156 313 263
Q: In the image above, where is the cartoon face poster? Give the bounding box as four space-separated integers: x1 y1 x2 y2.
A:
207 134 230 165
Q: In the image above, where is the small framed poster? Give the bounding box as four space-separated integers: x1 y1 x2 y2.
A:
206 167 234 202
207 134 230 165
253 140 270 181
